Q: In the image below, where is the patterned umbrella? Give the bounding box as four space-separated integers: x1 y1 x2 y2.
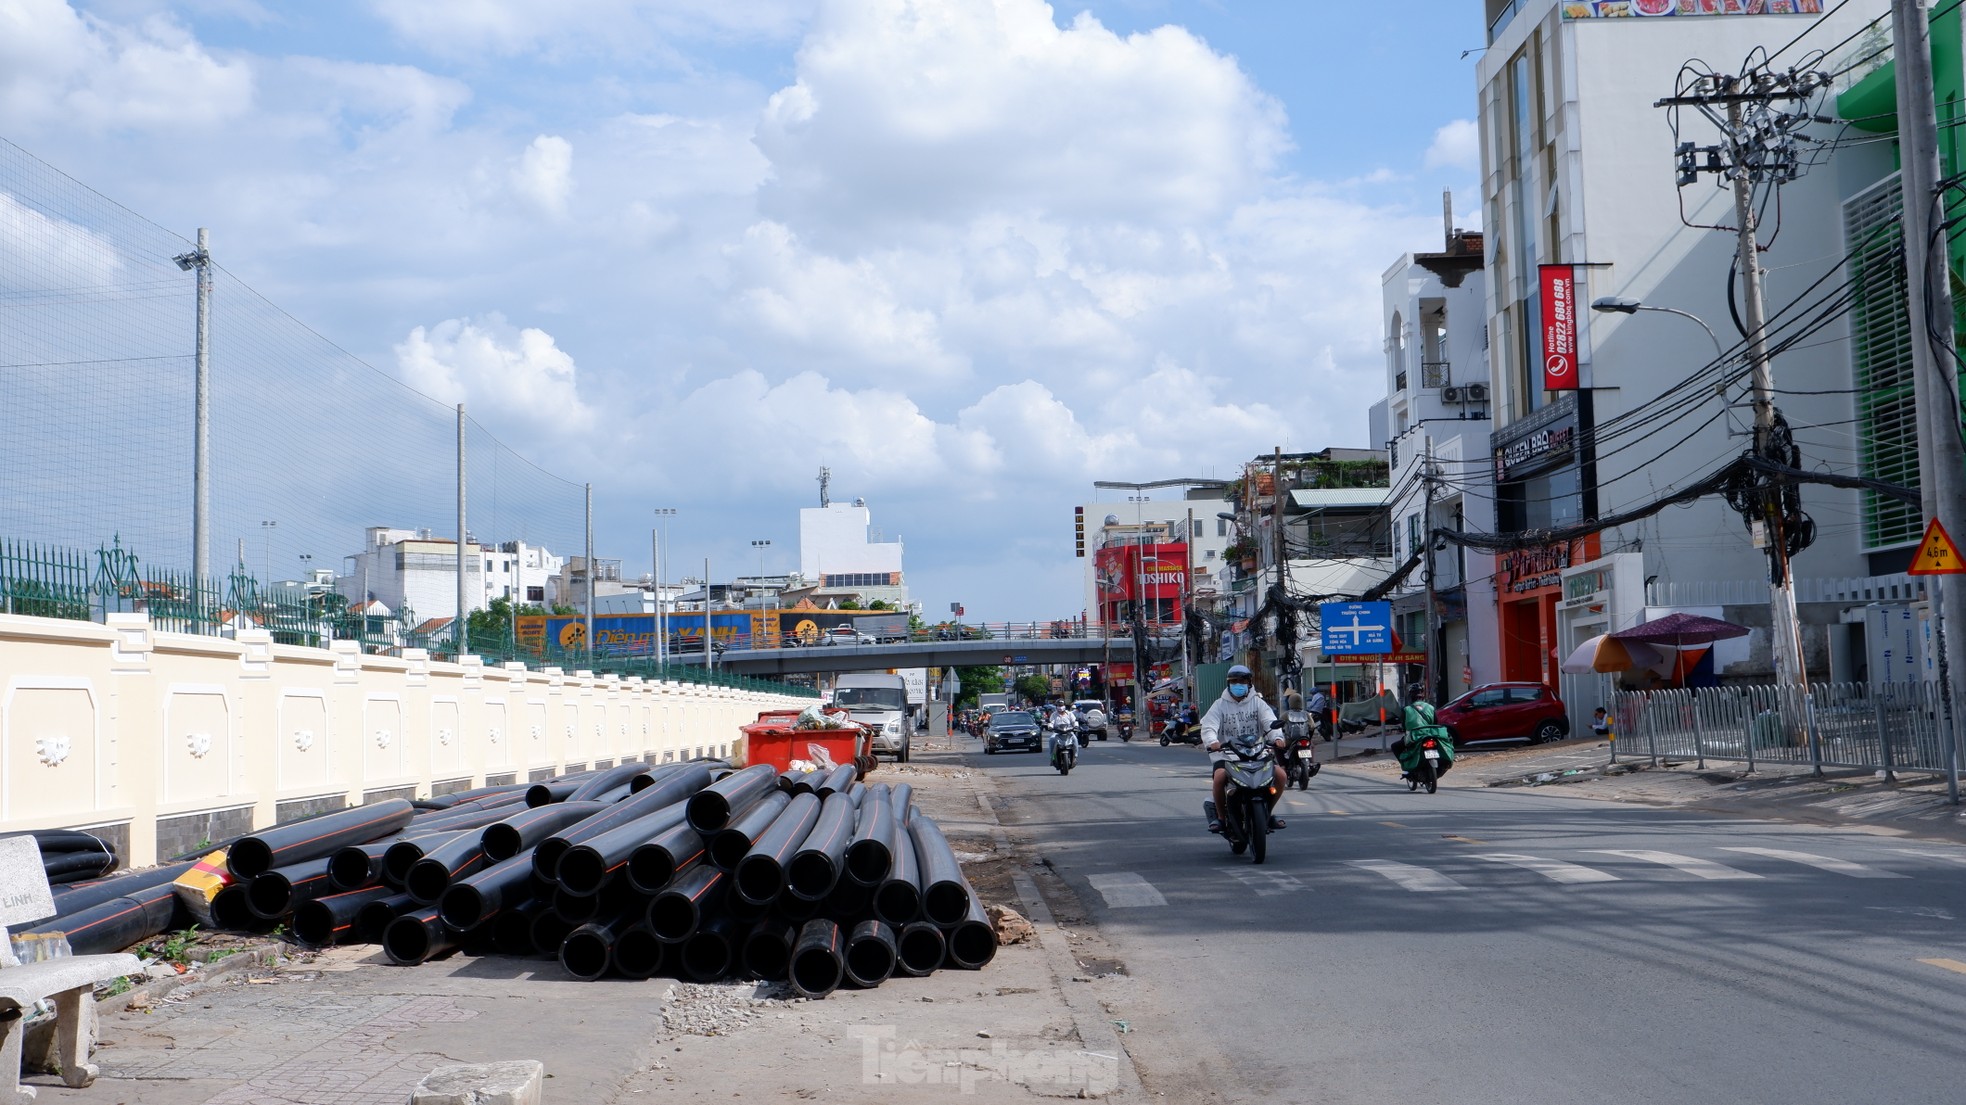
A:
1560 633 1667 674
1610 612 1751 646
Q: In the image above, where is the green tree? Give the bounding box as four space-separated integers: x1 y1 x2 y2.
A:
468 596 551 653
868 599 894 611
1013 674 1052 704
838 599 862 610
952 665 1004 710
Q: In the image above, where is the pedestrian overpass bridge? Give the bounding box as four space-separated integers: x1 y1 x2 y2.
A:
712 635 1138 676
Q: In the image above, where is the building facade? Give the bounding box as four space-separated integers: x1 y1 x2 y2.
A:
798 500 909 609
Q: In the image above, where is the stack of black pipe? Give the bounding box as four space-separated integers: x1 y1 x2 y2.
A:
21 761 998 997
6 829 121 886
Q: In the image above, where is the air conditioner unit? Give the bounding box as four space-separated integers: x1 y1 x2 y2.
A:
1465 382 1490 401
1441 385 1464 402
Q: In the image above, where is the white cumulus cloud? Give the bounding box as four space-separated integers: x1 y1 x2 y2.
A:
395 315 596 439
0 0 252 129
1423 118 1479 172
513 135 575 217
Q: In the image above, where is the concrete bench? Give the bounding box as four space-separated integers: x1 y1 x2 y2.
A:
1 836 142 1102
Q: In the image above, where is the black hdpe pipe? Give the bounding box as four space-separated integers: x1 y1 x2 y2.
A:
896 921 945 977
611 925 668 980
3 828 112 853
625 821 710 895
844 919 897 988
522 768 601 807
404 830 491 905
726 889 769 924
492 901 546 956
648 864 728 942
846 781 867 807
292 885 398 946
384 829 472 889
626 762 695 793
943 895 998 970
824 878 871 919
531 765 711 881
48 862 195 918
227 798 415 880
786 792 855 903
788 918 844 999
910 817 971 927
873 816 922 926
43 852 118 881
565 762 652 802
844 784 895 887
776 769 804 794
788 770 818 796
741 920 797 981
25 882 182 955
209 884 271 932
416 782 528 810
530 906 575 957
708 791 791 869
685 764 780 834
354 891 418 944
480 801 604 862
246 856 336 919
889 783 914 822
439 852 539 931
680 914 740 982
815 764 857 798
382 906 458 965
733 792 821 906
327 840 397 891
559 908 641 981
558 812 691 897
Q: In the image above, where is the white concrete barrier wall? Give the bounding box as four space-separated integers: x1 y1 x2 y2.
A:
0 613 810 865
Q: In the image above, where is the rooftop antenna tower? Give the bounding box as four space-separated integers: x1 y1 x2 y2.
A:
818 466 831 508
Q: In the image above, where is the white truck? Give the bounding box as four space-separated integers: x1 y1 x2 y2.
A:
832 672 912 762
899 668 929 730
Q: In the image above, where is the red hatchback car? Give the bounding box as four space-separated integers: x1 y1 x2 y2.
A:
1433 682 1569 745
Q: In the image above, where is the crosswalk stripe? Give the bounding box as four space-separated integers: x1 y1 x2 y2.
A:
1087 872 1167 908
1586 849 1762 880
1473 853 1621 884
1720 846 1906 878
1895 849 1966 867
1346 859 1467 892
1221 869 1309 897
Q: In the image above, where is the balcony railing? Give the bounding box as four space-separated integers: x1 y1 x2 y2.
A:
1395 370 1408 392
1420 361 1450 389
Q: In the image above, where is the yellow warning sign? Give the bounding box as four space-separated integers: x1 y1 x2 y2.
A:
1908 519 1966 576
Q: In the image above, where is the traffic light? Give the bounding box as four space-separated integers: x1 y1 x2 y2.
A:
1074 506 1085 558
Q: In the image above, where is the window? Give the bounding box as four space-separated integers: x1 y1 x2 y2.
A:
1217 517 1229 537
526 586 545 602
1206 549 1217 560
1406 514 1422 558
824 572 897 589
1471 688 1508 708
1191 518 1202 539
1505 686 1546 704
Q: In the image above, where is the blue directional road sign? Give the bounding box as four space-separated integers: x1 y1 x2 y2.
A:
1319 602 1393 655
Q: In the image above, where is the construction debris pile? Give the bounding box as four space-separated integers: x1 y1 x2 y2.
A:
22 761 997 998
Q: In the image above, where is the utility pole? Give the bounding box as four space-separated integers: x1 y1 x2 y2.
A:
583 483 594 665
1423 440 1439 703
174 229 213 595
1895 0 1966 803
457 403 469 659
1658 69 1826 705
1183 506 1196 700
1271 448 1287 695
704 556 714 672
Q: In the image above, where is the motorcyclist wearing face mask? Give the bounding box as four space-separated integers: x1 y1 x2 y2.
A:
1203 664 1288 833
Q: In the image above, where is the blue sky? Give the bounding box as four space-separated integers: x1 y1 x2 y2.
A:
2 0 1488 619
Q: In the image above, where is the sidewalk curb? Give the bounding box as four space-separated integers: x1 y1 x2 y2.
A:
977 791 1140 1100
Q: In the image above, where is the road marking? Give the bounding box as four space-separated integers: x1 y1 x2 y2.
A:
1442 835 1487 845
1086 872 1167 908
1720 846 1906 878
1920 958 1966 975
1220 869 1308 897
1327 809 1350 816
1346 859 1467 892
1379 821 1408 828
1586 850 1763 880
1868 905 1955 920
1473 854 1621 884
1895 849 1966 866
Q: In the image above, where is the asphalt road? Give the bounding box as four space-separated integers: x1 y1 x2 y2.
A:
974 736 1966 1105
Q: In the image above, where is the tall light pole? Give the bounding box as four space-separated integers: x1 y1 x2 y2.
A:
653 508 676 668
752 538 773 646
259 520 277 586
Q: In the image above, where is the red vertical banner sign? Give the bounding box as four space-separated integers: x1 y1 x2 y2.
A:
1540 263 1578 391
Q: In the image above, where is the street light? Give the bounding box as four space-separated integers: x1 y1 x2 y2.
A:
751 538 773 645
653 508 677 666
259 520 277 586
1591 295 1726 366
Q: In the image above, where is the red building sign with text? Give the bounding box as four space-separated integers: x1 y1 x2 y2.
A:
1540 264 1578 391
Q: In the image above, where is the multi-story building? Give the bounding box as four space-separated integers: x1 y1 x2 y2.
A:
339 527 568 633
1374 224 1499 701
1078 489 1233 627
799 498 910 610
1476 0 1884 720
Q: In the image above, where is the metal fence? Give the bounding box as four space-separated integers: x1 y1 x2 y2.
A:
1610 680 1963 780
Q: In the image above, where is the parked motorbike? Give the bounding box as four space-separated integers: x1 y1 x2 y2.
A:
1283 709 1319 791
1202 720 1284 864
1159 717 1202 747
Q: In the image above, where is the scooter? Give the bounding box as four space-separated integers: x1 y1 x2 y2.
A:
1115 711 1134 743
1395 733 1452 793
1049 724 1078 775
1283 709 1319 791
1202 721 1284 864
1159 717 1202 747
